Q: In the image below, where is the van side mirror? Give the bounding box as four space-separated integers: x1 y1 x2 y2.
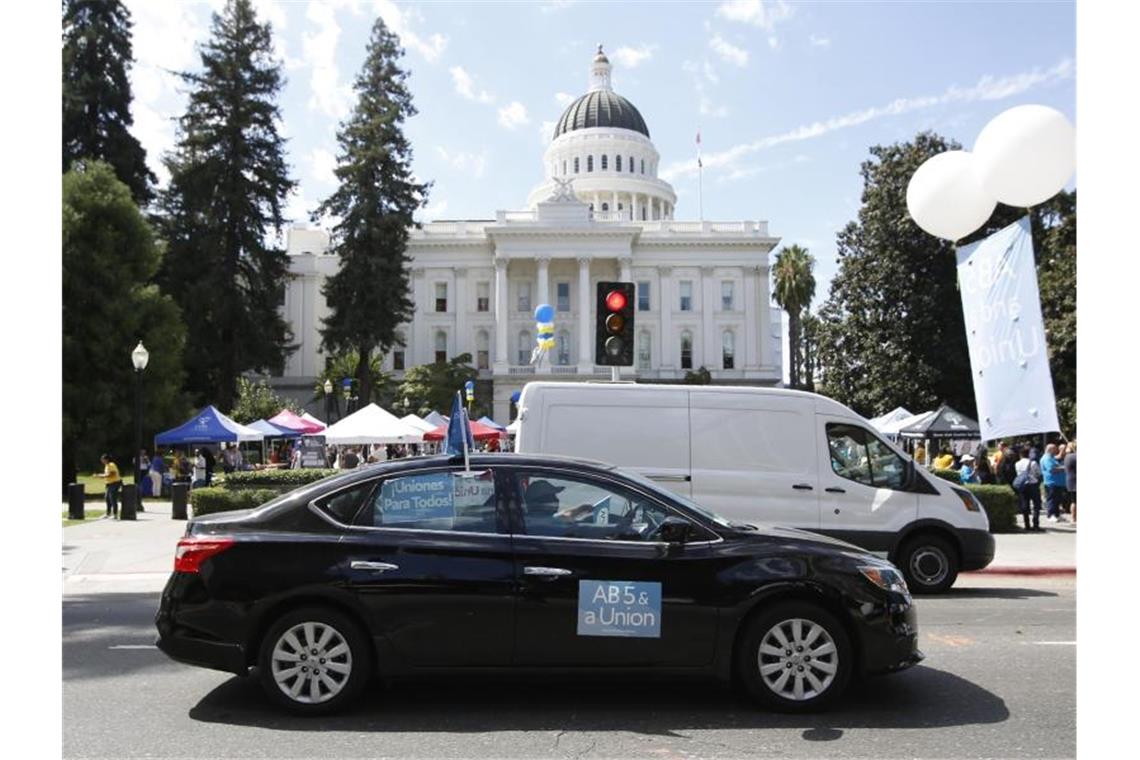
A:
655 516 693 544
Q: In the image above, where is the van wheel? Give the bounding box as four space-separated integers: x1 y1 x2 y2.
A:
257 606 371 715
736 601 852 712
898 534 958 594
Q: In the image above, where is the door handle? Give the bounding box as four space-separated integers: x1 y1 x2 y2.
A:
524 566 573 577
825 487 846 494
350 561 399 572
792 483 814 491
645 473 692 483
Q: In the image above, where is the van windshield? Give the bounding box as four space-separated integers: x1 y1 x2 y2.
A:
617 468 737 529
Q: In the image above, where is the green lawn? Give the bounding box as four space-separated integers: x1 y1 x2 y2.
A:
76 473 134 496
62 507 113 527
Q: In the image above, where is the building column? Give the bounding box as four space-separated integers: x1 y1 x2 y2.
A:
612 191 619 217
631 194 639 223
659 266 673 368
744 264 760 370
494 259 508 369
536 257 550 312
577 257 592 369
593 192 601 213
454 267 467 359
412 267 427 365
757 264 772 371
701 266 716 369
619 256 632 283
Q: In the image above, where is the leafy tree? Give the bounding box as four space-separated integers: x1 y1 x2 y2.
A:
63 161 187 490
315 17 429 405
683 366 712 385
313 352 397 421
229 377 300 424
397 354 477 418
62 0 155 205
772 244 816 389
158 0 295 412
799 312 821 393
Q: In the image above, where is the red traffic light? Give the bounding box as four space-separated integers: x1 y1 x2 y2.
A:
605 290 627 312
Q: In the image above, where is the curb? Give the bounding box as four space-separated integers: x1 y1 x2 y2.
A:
966 566 1076 576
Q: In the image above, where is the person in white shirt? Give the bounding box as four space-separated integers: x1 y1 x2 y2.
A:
192 449 207 488
1014 446 1043 530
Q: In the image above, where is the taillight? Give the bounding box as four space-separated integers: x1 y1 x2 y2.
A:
174 536 235 573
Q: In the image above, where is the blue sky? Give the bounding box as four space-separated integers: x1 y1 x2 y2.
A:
124 0 1076 308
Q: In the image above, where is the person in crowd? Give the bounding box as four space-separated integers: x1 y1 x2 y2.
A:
912 443 926 466
1041 443 1067 523
974 450 995 484
192 449 207 488
290 444 302 470
203 446 216 485
958 454 978 484
149 450 165 496
997 445 1019 486
343 446 360 470
1064 440 1077 524
137 448 151 497
933 447 955 470
992 441 1007 471
1014 445 1043 530
94 453 122 519
222 444 236 475
171 449 190 484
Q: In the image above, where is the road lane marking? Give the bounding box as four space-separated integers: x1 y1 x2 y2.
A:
924 633 975 647
108 645 158 650
1030 641 1076 646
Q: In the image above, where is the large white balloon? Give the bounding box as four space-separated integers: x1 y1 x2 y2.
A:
973 104 1075 207
906 151 996 241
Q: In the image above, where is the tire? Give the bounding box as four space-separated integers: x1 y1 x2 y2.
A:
257 606 372 715
736 601 852 712
898 534 959 594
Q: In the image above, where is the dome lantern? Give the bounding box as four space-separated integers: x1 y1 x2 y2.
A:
589 43 612 92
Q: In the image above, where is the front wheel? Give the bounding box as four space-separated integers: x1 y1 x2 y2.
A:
736 601 852 712
898 534 959 594
257 606 372 715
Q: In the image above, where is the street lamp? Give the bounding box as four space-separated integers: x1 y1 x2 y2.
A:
131 341 149 503
323 379 334 424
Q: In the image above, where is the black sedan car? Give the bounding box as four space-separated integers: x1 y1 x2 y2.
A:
157 454 921 714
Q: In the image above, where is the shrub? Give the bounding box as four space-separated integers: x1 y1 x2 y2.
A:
965 484 1020 533
931 468 960 483
219 469 338 491
190 487 281 517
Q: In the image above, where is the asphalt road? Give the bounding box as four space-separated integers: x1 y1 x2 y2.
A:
63 574 1075 759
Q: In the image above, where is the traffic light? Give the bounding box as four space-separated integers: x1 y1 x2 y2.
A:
595 281 635 366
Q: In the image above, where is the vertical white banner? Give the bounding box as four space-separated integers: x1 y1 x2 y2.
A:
956 216 1060 440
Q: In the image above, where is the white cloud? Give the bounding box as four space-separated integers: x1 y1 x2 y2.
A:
768 36 780 50
661 57 1075 181
303 2 353 119
611 44 657 68
715 0 794 30
554 92 575 107
809 34 831 48
449 66 494 103
497 101 530 130
373 0 448 62
709 35 749 67
435 146 488 179
700 98 729 119
540 119 557 145
418 198 449 221
308 147 339 187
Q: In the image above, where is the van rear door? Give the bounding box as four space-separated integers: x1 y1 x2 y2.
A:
688 392 820 530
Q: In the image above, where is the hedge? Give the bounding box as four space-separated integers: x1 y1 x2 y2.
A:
219 469 338 491
927 468 1017 532
190 487 281 517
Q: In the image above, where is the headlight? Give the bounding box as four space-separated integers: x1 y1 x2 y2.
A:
859 565 909 594
955 489 981 512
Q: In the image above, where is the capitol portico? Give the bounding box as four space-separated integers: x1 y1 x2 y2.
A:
278 46 784 422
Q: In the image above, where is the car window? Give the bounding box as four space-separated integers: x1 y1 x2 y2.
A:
827 424 907 490
315 481 375 524
357 469 500 533
514 472 682 541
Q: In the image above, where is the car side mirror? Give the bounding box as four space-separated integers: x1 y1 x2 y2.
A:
656 516 693 544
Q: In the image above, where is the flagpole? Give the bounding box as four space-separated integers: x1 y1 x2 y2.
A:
696 127 704 223
459 391 470 473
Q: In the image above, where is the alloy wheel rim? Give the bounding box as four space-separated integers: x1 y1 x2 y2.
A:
271 621 353 704
910 547 948 586
758 617 838 701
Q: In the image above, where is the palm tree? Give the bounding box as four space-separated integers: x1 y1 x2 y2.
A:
772 245 816 389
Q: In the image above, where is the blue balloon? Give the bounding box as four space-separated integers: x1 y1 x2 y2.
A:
534 303 555 323
510 390 522 403
464 380 475 391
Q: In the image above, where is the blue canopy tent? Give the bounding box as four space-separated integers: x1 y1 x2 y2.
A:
248 419 301 439
477 416 506 431
154 405 264 445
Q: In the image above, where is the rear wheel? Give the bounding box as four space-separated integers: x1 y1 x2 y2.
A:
898 534 959 594
257 606 371 715
736 601 852 712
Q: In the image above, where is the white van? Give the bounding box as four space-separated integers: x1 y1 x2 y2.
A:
515 382 994 593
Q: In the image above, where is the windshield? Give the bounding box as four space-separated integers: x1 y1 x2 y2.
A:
616 468 737 529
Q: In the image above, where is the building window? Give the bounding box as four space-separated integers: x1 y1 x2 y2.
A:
587 155 594 172
476 281 490 312
679 280 693 311
641 159 645 174
393 349 405 371
434 330 447 364
601 154 608 170
722 330 735 370
476 330 489 370
562 159 567 175
518 330 531 365
637 330 651 369
574 157 580 173
616 155 622 172
434 282 447 312
629 155 634 173
557 329 571 365
517 281 531 313
556 282 571 312
681 331 693 370
641 207 647 220
637 281 650 311
601 202 609 212
721 281 734 311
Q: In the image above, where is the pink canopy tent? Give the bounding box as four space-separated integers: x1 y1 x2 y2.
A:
423 419 506 443
268 409 325 435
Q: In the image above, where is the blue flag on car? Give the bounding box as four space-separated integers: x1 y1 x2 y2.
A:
446 391 474 457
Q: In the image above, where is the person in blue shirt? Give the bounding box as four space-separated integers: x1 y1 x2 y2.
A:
958 454 978 484
1041 443 1067 522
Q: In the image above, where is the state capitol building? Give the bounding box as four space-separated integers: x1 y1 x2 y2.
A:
276 47 784 422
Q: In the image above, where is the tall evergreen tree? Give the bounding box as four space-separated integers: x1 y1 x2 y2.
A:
315 17 429 405
772 244 816 389
62 0 155 205
158 0 295 411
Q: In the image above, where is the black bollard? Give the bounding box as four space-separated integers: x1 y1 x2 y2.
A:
171 482 189 521
68 483 86 520
121 483 138 521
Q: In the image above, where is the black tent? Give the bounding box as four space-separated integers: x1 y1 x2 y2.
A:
897 404 980 440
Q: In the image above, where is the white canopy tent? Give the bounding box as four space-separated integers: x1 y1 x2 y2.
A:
878 410 934 438
869 406 914 434
422 411 449 428
299 411 326 430
400 414 437 434
321 404 425 445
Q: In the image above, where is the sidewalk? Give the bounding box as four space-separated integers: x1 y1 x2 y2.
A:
972 521 1076 576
